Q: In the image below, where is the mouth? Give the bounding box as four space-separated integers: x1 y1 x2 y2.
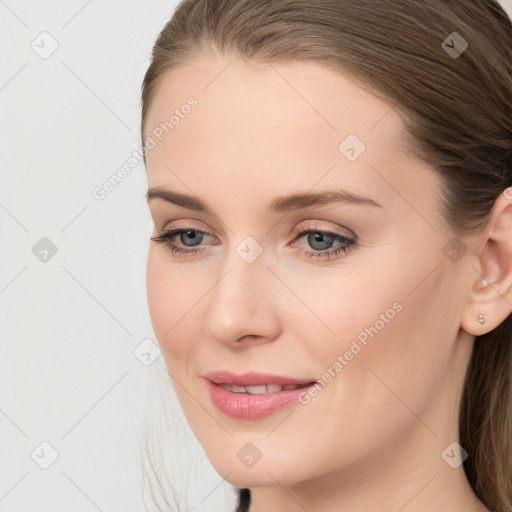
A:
215 382 315 394
204 370 317 388
205 373 318 420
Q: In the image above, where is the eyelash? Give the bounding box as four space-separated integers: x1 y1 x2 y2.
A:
151 223 356 261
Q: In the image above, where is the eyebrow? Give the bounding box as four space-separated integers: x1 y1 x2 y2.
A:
146 187 383 214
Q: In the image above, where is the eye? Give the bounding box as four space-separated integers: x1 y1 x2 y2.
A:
151 222 356 261
291 223 356 261
150 227 215 258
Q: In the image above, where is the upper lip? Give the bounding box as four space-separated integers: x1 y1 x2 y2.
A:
204 370 317 387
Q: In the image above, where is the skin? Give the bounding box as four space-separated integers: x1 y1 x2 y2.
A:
144 52 512 512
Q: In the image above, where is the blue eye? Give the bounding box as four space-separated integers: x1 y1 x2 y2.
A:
151 226 356 261
171 229 204 247
292 229 355 260
151 228 214 258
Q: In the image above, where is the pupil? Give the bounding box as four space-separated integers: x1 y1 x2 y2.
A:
309 232 333 250
182 230 202 246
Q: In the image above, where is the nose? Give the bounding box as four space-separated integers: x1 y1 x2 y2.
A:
205 250 281 347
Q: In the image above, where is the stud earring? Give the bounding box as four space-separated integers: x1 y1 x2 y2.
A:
478 314 486 325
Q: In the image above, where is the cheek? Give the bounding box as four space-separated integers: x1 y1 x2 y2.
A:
146 250 169 340
146 250 199 366
274 262 406 363
295 252 452 415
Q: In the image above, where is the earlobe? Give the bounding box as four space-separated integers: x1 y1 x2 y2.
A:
460 187 512 336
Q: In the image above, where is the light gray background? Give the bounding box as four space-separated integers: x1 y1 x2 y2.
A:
1 1 511 511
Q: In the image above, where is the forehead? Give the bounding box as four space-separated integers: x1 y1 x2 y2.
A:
145 53 402 144
144 53 434 213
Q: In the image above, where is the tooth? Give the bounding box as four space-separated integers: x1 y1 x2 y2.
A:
245 385 268 395
219 383 306 394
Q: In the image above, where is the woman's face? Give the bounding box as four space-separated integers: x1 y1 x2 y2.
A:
145 53 477 490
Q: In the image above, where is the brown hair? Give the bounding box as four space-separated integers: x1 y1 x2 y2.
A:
140 1 512 511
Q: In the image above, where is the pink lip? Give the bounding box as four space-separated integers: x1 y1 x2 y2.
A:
204 371 317 420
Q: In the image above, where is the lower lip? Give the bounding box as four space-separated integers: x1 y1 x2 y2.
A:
207 380 315 420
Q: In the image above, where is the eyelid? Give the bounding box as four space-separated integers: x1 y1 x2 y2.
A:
159 219 215 236
159 219 355 242
294 220 356 240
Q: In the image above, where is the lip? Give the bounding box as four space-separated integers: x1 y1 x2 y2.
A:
204 370 316 387
204 371 317 420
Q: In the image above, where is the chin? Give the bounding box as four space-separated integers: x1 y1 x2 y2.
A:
207 451 303 488
221 469 282 489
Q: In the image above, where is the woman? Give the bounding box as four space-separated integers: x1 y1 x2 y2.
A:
140 1 512 511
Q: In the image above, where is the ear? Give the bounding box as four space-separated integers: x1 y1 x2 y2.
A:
460 187 512 336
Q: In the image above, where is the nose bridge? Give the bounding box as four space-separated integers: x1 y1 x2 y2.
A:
215 232 269 303
205 238 280 344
